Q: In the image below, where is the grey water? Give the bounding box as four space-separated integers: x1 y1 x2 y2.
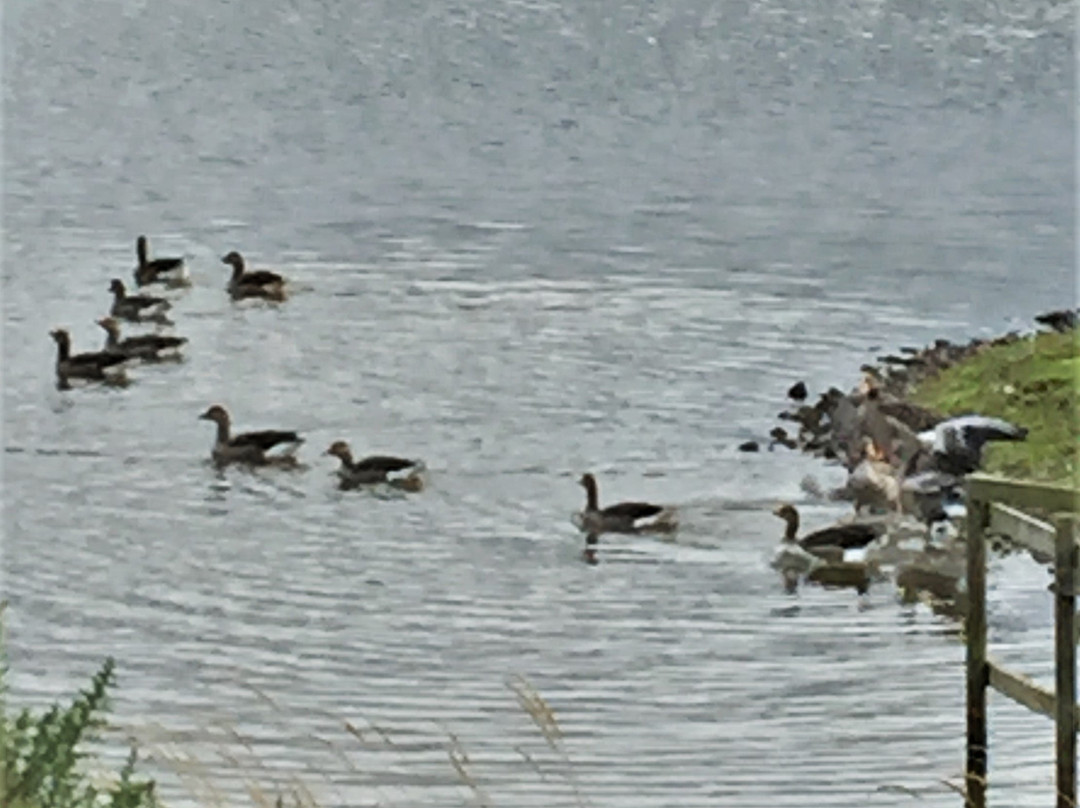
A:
2 0 1075 805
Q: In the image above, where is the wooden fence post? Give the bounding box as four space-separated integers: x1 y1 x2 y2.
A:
1056 516 1078 808
967 497 990 808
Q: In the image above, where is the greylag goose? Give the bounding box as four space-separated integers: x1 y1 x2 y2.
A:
917 415 1028 476
222 251 286 301
572 472 677 535
324 440 425 491
50 329 128 388
853 387 922 470
846 436 902 514
109 279 172 324
97 317 186 362
770 505 880 595
199 405 303 467
133 236 186 287
772 503 884 558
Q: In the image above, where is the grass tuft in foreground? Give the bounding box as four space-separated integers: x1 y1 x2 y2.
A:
909 329 1079 485
1 652 158 808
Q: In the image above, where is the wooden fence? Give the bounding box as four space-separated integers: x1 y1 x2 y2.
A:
965 474 1080 808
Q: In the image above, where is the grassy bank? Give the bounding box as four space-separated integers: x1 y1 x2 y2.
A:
908 329 1079 485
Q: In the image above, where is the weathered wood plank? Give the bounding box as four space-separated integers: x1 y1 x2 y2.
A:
1056 516 1078 808
967 499 990 808
987 661 1055 718
968 474 1080 516
988 502 1056 560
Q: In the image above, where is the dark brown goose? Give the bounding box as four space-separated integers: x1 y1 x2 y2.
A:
572 472 677 535
198 405 303 467
133 235 186 287
109 279 172 324
772 503 883 556
222 251 287 301
50 329 128 387
325 440 425 491
97 317 186 361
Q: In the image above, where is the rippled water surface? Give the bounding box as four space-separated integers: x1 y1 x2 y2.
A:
3 0 1076 805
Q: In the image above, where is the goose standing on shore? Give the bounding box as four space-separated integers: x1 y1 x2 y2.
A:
109 279 172 324
97 317 187 362
199 405 304 468
222 251 287 301
133 236 186 287
572 473 677 535
324 440 425 491
846 437 902 514
50 329 129 388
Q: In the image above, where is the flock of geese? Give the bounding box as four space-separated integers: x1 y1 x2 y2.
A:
766 390 1030 591
49 235 429 493
47 235 688 533
49 235 1031 585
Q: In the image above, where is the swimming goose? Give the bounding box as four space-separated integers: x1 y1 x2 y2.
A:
917 415 1028 476
97 317 187 361
109 279 172 324
50 329 128 387
772 503 884 558
133 236 186 287
324 440 425 491
770 506 880 595
198 404 303 467
222 251 286 301
572 473 677 535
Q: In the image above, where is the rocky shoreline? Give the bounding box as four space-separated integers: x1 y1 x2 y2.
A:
760 307 1078 610
769 307 1077 468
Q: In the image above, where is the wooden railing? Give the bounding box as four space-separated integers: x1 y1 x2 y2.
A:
965 474 1080 808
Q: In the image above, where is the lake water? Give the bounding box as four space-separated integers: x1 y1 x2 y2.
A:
2 0 1076 805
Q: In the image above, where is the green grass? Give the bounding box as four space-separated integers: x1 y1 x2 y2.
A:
1 600 159 808
909 329 1079 485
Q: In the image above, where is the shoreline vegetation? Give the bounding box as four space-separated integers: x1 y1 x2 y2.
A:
775 312 1077 485
5 315 1077 807
0 622 158 808
907 327 1078 486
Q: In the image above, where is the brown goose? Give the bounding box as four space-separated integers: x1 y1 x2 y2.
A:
97 317 186 361
847 437 902 514
50 329 128 387
222 251 286 301
324 440 425 491
109 279 172 324
772 503 883 557
198 405 303 467
572 472 677 535
133 235 186 287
